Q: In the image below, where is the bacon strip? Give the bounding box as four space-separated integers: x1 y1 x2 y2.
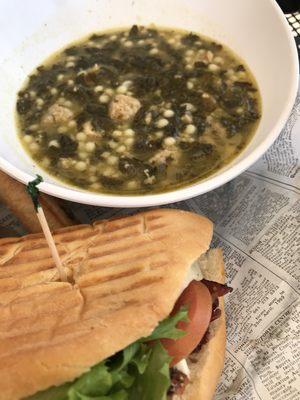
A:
202 279 233 299
168 368 190 396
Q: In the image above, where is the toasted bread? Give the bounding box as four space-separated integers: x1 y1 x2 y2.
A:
0 170 74 232
0 209 213 400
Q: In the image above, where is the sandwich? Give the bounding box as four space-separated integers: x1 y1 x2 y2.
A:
0 170 74 233
0 209 232 400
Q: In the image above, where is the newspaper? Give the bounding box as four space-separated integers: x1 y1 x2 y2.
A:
0 89 299 399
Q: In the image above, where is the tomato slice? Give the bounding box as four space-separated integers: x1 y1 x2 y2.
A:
161 280 212 366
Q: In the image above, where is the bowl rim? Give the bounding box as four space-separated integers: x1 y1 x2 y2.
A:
0 1 298 208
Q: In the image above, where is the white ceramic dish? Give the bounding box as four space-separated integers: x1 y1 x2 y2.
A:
0 0 298 207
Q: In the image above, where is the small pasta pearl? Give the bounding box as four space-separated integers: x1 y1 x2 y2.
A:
156 118 169 128
90 182 101 190
164 137 176 146
102 152 110 159
58 126 67 133
127 180 139 189
68 120 77 128
109 141 118 149
116 145 126 153
85 142 95 152
29 142 39 152
107 156 118 165
99 94 110 103
163 109 175 118
78 152 88 160
23 135 33 143
105 88 114 96
49 140 59 148
124 40 133 47
36 98 44 106
112 130 123 138
125 138 134 146
75 161 87 171
185 124 196 134
149 48 159 55
94 85 104 93
208 63 220 72
116 86 127 94
124 129 135 137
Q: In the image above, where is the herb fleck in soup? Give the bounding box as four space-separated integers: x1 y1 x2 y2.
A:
16 25 261 194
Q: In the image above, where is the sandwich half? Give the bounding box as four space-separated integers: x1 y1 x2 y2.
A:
0 209 231 400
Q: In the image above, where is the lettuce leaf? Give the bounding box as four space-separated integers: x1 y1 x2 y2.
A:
26 308 188 400
142 306 188 342
128 342 171 400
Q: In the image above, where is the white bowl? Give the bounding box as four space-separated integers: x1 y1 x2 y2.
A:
0 0 298 207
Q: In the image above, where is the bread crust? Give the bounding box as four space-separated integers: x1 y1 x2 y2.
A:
175 249 226 400
0 209 213 400
0 170 74 232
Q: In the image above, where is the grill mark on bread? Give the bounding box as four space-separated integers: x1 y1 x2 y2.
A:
0 300 141 361
5 248 67 266
0 323 93 359
0 269 58 293
0 243 24 266
150 234 168 241
53 224 92 235
86 249 166 272
0 260 165 336
0 237 19 246
0 278 19 292
0 297 140 345
88 238 148 259
55 228 96 243
80 298 143 328
0 258 55 279
0 285 162 360
78 252 169 287
82 274 162 301
0 294 141 349
0 239 50 264
150 260 169 270
102 218 141 233
0 247 150 283
87 228 142 247
142 214 147 233
0 228 146 281
0 301 81 339
146 214 163 222
147 223 168 231
82 291 152 319
0 284 75 312
0 218 139 266
20 242 48 251
78 265 144 288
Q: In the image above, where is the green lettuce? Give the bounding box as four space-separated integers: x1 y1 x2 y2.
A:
26 308 188 400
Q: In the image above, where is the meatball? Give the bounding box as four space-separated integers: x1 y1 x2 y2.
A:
108 94 141 122
41 103 74 127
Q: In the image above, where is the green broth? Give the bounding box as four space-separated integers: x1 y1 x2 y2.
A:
16 25 261 194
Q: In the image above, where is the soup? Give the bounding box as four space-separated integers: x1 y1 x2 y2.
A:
16 25 261 194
